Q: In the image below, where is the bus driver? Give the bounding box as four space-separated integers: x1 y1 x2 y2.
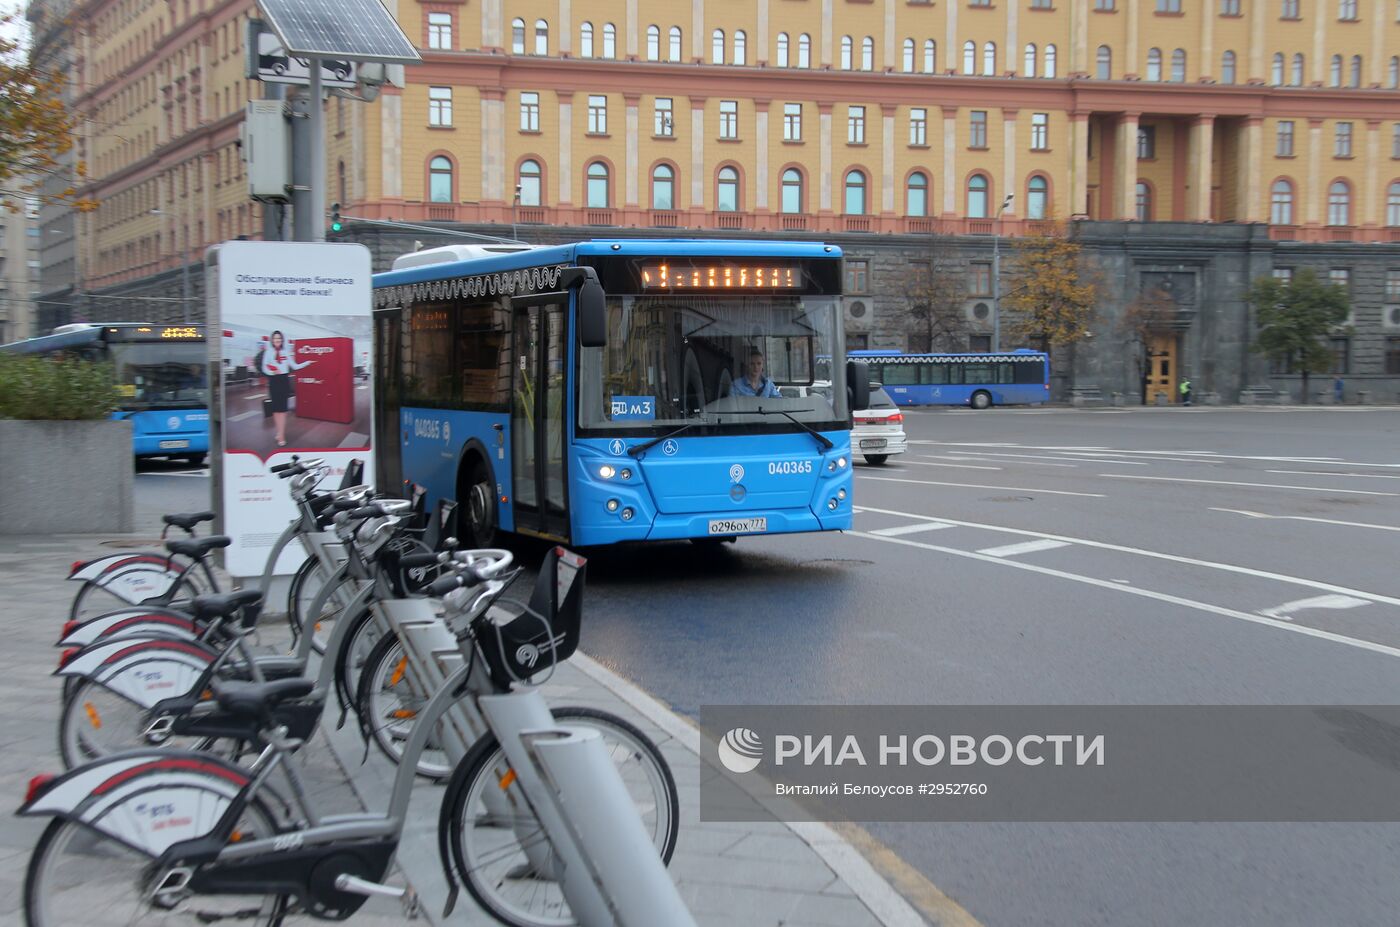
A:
727 349 782 398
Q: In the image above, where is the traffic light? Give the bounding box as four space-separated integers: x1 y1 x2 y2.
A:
330 203 343 234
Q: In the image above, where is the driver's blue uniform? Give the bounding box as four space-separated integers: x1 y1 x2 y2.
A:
729 376 782 398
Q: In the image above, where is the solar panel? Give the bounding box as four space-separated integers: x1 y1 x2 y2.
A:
258 0 421 63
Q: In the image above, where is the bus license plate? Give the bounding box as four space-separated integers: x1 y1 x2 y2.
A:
158 440 190 449
708 517 767 535
860 438 888 450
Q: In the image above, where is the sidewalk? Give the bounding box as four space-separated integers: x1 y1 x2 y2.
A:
0 515 946 926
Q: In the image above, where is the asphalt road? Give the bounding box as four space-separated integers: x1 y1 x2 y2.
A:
142 405 1400 927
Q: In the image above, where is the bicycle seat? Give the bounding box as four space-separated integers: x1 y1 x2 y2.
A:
211 678 315 718
188 589 262 621
163 511 216 531
166 536 232 559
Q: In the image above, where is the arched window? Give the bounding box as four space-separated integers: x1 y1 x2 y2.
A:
841 35 853 69
1044 44 1057 77
717 167 740 211
781 168 804 213
602 23 616 58
518 159 542 206
1024 43 1037 77
983 42 997 76
646 25 660 61
735 30 747 64
651 164 675 211
587 162 610 208
844 170 867 215
1170 48 1186 82
963 41 977 75
1027 175 1048 219
1135 182 1152 221
580 22 594 57
903 38 915 72
1387 181 1400 226
923 39 936 73
967 173 989 217
429 155 453 203
1147 48 1162 81
1291 53 1304 86
907 171 929 216
712 29 725 64
534 19 548 55
1097 45 1112 79
669 26 683 62
777 33 790 67
1271 52 1285 85
861 36 874 70
1349 55 1361 88
1270 179 1294 224
798 34 811 68
1221 50 1236 84
1330 54 1342 86
1390 56 1400 89
511 17 525 54
1327 180 1351 226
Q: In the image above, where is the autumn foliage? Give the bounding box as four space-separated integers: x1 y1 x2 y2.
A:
0 13 91 210
1002 220 1099 347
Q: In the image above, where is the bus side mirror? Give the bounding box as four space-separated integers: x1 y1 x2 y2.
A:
577 280 606 347
847 361 871 411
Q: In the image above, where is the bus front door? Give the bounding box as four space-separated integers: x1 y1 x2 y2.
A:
510 299 570 540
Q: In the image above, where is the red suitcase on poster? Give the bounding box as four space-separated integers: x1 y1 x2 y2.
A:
292 337 354 424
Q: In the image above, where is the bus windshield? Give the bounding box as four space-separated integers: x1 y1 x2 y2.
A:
578 294 846 434
109 342 208 409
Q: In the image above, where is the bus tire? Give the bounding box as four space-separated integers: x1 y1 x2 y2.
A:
462 456 497 548
970 390 993 410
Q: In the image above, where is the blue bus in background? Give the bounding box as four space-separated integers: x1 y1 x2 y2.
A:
848 350 1050 410
372 240 865 547
0 322 210 461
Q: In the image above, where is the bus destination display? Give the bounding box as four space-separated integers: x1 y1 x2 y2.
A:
638 262 800 291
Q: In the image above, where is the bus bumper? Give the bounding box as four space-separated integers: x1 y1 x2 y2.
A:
572 506 852 544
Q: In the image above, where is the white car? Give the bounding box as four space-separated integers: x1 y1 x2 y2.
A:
852 386 906 465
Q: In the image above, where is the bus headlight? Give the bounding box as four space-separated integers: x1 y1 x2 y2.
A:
621 507 635 521
837 488 847 500
606 498 620 512
598 465 616 479
838 456 848 469
620 468 633 480
828 497 839 511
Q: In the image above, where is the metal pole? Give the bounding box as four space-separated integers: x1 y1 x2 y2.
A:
308 58 326 243
289 89 314 242
991 231 1001 353
180 223 191 324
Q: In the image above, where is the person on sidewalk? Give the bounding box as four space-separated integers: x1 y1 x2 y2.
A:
1334 375 1344 405
1179 377 1192 406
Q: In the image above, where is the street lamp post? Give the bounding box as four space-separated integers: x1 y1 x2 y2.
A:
991 193 1014 353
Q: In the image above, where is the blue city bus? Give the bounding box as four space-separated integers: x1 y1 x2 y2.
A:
372 240 865 547
848 350 1050 409
0 322 210 461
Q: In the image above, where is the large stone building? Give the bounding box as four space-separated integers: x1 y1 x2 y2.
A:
32 0 1400 400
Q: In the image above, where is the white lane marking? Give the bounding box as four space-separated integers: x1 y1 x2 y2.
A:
1059 451 1194 464
1267 470 1400 480
1098 474 1398 497
924 451 1080 468
229 410 263 422
870 521 957 537
977 539 1071 558
853 504 1400 609
1210 507 1400 534
1259 594 1371 622
901 459 1003 472
847 530 1400 661
922 442 1389 467
856 475 1106 498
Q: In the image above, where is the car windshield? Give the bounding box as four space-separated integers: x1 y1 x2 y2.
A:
869 388 896 409
108 342 208 409
578 295 848 435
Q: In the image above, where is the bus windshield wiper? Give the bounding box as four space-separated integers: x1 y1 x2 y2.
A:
627 418 708 456
729 408 834 451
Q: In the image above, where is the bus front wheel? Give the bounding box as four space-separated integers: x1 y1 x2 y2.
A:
970 391 993 410
464 458 497 547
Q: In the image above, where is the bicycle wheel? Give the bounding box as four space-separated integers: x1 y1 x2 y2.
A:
446 707 680 927
334 603 385 715
358 634 453 780
58 677 214 770
24 798 287 927
287 556 338 654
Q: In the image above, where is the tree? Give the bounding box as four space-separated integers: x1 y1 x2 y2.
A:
900 239 969 352
1002 220 1098 347
1248 268 1350 404
0 13 89 209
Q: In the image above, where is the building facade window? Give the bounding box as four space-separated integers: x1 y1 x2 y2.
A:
846 260 870 293
1386 269 1400 299
910 107 927 145
428 86 452 126
1387 181 1400 225
518 160 541 206
1273 267 1293 282
719 100 739 139
652 165 674 210
1031 113 1049 150
983 41 997 75
654 98 673 137
1339 0 1358 18
1170 48 1186 81
1044 44 1057 77
1394 123 1400 158
427 12 452 49
734 30 747 64
1327 180 1351 225
1025 43 1037 76
1221 50 1237 83
781 168 804 213
1097 45 1112 79
968 173 990 217
1157 0 1181 10
717 167 739 211
429 155 453 201
784 103 803 140
587 95 607 134
1136 181 1152 220
1270 178 1294 223
969 262 992 295
580 22 594 57
670 26 683 62
603 23 616 58
907 172 929 215
1096 0 1115 8
647 24 660 61
587 162 610 207
1027 175 1049 218
904 38 916 72
1329 267 1351 293
1277 120 1295 156
713 29 726 64
1272 53 1285 84
963 41 976 74
848 105 866 144
1281 0 1299 16
519 92 540 132
862 36 874 70
970 111 988 148
534 19 548 55
1138 126 1156 159
1147 47 1163 81
1390 56 1399 88
1336 122 1353 157
841 35 854 69
511 17 525 53
924 39 937 72
845 170 867 214
777 33 790 67
1330 54 1343 86
1220 0 1240 12
1291 53 1305 85
1349 55 1362 87
798 34 811 67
